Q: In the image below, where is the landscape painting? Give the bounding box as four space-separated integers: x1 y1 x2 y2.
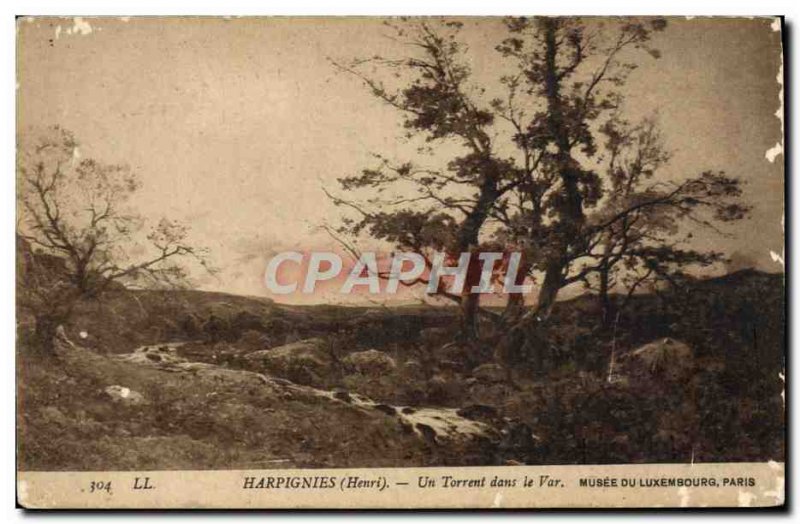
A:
16 16 784 482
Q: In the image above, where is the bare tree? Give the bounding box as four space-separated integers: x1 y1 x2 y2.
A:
16 126 211 352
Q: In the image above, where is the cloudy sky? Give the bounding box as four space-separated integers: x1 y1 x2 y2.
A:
17 16 784 303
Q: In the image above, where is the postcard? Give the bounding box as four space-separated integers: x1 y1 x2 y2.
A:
16 15 785 509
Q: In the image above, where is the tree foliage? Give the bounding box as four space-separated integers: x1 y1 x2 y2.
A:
328 17 749 354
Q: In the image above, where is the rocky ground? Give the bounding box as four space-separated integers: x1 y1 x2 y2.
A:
17 329 505 471
17 269 785 470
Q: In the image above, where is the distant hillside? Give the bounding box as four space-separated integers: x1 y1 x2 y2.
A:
17 238 784 368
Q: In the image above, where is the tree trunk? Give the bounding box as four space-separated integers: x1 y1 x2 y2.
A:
598 265 615 330
502 255 531 322
496 20 587 377
453 171 500 340
534 262 564 323
496 260 563 373
460 292 480 340
504 293 525 322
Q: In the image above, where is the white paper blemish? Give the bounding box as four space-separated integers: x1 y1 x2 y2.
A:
737 491 756 507
491 493 503 508
677 486 690 507
764 460 785 505
765 143 782 163
65 17 93 36
766 20 784 164
17 479 29 505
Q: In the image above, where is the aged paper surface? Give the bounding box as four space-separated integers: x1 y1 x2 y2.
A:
16 16 785 509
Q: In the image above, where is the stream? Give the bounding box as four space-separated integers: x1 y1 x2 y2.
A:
114 342 495 445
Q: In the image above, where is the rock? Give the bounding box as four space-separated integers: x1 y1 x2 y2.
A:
333 389 352 403
343 349 396 376
119 344 187 366
415 423 439 444
472 363 507 383
103 385 147 406
243 338 332 386
372 404 397 416
620 338 694 382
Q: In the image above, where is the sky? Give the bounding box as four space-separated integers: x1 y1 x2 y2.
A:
16 16 784 304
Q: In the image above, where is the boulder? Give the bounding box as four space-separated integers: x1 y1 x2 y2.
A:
343 349 396 376
620 338 694 382
103 385 147 406
243 338 332 386
471 363 507 383
332 388 352 403
372 404 397 416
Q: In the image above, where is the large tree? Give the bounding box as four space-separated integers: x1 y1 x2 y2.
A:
328 18 666 336
490 17 748 369
17 126 210 352
567 116 748 329
329 17 748 365
328 19 525 339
